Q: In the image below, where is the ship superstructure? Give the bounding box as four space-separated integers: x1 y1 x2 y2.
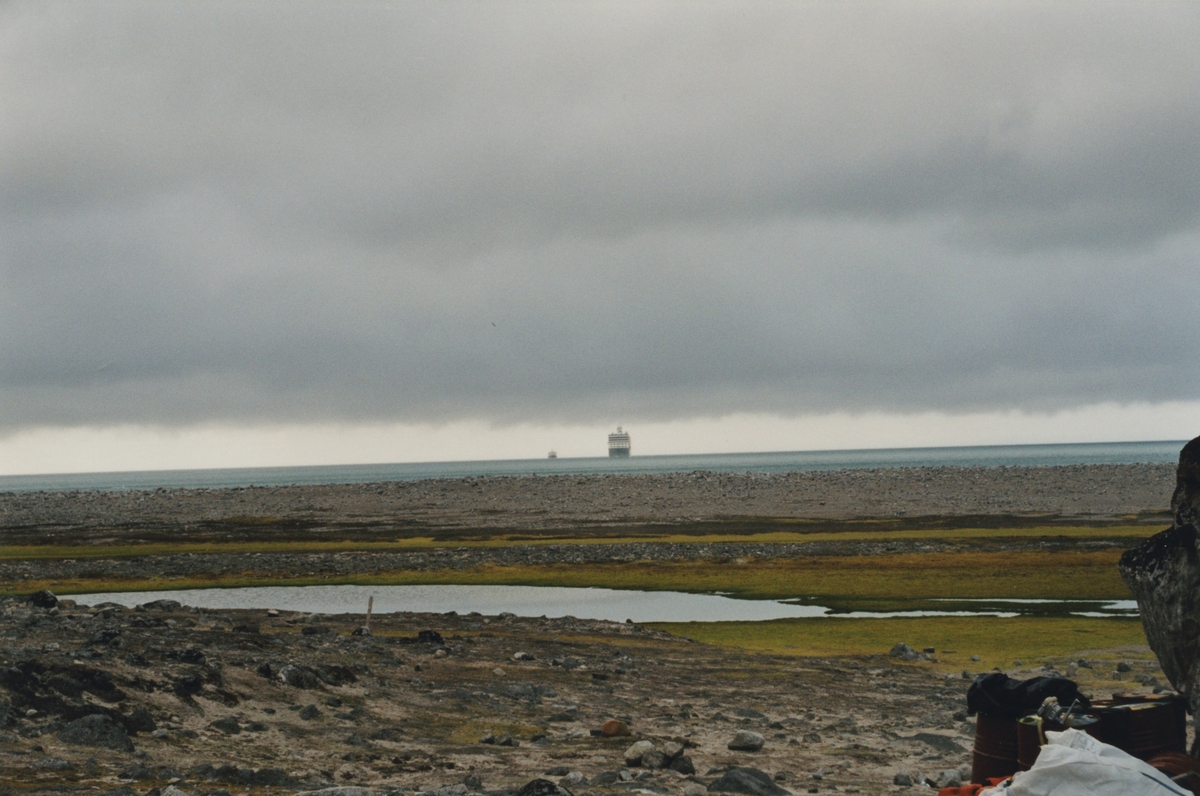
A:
608 426 631 458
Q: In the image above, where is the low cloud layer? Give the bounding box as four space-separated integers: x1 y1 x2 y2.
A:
3 1 1199 433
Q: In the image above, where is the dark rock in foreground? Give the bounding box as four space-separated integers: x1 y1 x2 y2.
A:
1120 434 1200 745
707 768 790 796
59 713 135 752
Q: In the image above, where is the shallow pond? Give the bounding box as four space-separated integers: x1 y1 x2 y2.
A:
69 584 1139 623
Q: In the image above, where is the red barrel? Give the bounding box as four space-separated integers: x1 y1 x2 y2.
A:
972 713 1020 783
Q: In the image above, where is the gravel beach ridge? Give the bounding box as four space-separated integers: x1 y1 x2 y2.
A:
0 463 1178 546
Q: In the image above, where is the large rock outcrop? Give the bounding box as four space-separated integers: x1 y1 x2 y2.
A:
1119 435 1200 750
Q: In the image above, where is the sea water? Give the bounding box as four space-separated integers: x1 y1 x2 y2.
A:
0 439 1183 493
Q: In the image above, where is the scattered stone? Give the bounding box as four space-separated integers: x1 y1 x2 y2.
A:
479 733 496 745
299 704 321 720
624 740 656 766
889 643 922 661
301 625 333 636
119 764 152 780
279 665 321 689
210 717 241 734
728 730 766 752
1116 662 1132 673
670 756 696 775
31 758 74 771
513 779 572 796
513 652 536 661
893 772 913 786
936 769 963 788
140 600 181 612
641 749 667 769
496 733 519 746
601 719 631 736
177 647 206 665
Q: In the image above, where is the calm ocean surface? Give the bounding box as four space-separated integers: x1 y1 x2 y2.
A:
0 440 1183 493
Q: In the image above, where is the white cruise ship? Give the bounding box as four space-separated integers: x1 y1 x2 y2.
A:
608 427 631 458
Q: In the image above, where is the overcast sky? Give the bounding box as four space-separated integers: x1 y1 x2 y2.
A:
2 1 1199 473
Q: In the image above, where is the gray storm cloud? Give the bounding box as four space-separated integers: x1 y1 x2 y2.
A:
2 1 1199 431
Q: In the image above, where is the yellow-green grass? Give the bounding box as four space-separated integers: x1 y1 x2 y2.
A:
0 524 1157 561
8 549 1133 603
648 615 1151 669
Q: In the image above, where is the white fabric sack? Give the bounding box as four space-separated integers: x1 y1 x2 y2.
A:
979 727 1189 796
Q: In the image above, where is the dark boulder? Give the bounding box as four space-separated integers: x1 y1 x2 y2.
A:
301 625 333 636
279 665 321 689
314 664 357 686
125 707 157 734
173 674 204 698
514 779 573 796
46 674 86 699
1 660 44 695
118 764 152 781
139 600 181 612
210 716 242 734
27 590 58 609
248 768 294 786
708 768 790 796
177 647 206 665
91 628 122 646
1119 434 1200 749
58 713 135 752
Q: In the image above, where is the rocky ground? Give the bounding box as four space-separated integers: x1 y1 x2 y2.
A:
0 463 1183 795
0 592 1172 796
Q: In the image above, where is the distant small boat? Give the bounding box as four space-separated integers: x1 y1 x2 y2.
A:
547 451 557 459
